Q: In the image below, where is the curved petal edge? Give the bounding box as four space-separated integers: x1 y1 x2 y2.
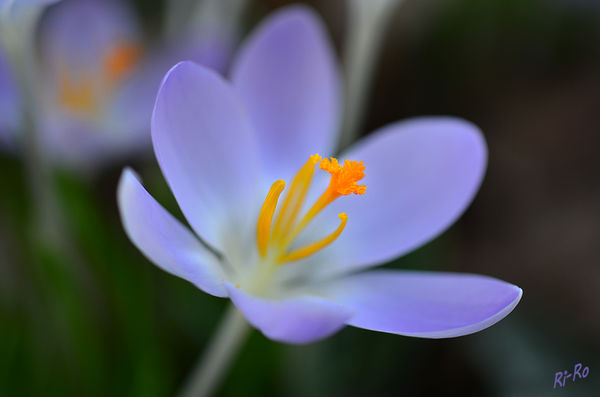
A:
117 168 228 297
316 116 488 277
231 4 341 180
225 283 353 344
323 270 522 338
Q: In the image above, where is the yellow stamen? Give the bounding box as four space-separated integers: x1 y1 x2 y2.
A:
103 41 142 84
278 213 348 263
271 154 321 245
256 180 286 257
255 155 365 264
58 68 98 114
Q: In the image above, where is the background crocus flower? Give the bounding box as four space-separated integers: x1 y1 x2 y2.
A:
118 6 522 344
35 0 153 166
13 0 233 168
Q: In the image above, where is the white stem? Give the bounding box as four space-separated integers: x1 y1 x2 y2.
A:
178 304 250 397
338 0 404 151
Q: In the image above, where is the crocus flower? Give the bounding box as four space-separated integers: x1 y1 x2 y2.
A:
118 6 522 344
34 0 154 166
4 0 232 168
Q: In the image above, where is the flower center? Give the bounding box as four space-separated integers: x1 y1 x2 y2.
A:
58 41 142 115
256 154 366 264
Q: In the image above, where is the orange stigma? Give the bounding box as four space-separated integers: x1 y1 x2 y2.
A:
103 41 142 84
255 155 366 264
319 158 366 195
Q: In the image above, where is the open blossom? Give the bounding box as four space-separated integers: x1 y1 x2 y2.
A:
118 6 522 344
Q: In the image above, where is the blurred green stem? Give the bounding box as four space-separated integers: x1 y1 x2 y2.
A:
179 304 250 397
339 0 403 150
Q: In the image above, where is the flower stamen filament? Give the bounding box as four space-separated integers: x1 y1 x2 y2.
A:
256 180 285 257
278 213 348 263
256 154 366 264
271 154 321 245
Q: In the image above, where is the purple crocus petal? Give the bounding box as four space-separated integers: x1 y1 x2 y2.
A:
152 61 263 252
231 5 340 180
117 168 227 297
324 270 522 338
0 48 19 147
225 283 352 344
315 117 487 276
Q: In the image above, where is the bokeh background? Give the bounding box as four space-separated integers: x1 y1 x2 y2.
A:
1 0 599 396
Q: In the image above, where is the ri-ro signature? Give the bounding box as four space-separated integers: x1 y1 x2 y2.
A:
553 363 590 389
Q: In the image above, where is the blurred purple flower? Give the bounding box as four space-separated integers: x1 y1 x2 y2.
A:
35 0 155 166
2 0 234 168
118 6 522 344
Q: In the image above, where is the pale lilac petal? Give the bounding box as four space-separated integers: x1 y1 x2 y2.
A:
231 5 340 180
41 118 131 168
225 283 352 344
316 117 487 276
0 48 19 147
324 270 522 338
151 61 263 251
117 168 227 297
